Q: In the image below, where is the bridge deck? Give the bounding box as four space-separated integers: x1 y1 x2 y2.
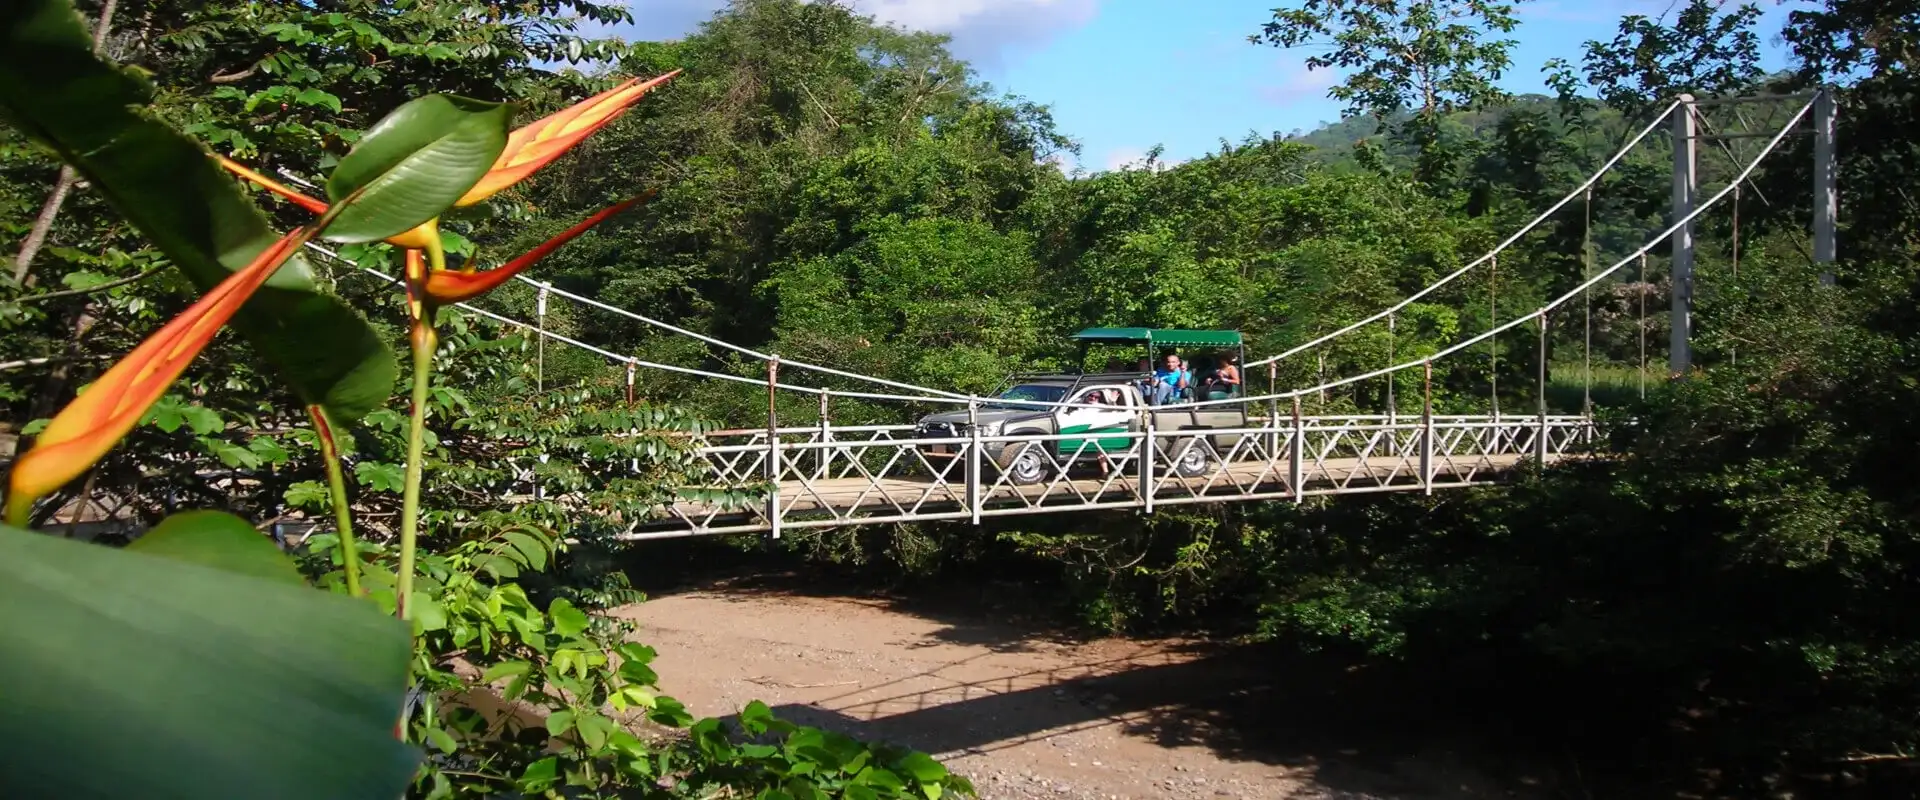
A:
620 417 1588 538
687 453 1535 518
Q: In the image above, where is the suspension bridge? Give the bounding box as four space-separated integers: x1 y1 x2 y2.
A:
295 90 1836 541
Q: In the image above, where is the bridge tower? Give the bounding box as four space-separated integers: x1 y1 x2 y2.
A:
1668 89 1837 375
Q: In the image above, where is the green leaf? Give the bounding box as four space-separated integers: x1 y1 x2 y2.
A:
575 712 615 751
895 752 947 784
545 709 576 738
322 94 511 243
410 592 447 632
294 87 343 113
501 530 549 572
146 397 187 433
518 757 559 793
0 524 417 798
424 726 458 755
355 461 405 493
284 481 329 510
548 597 589 637
126 510 305 587
181 405 224 436
248 436 292 465
741 699 774 736
479 659 533 684
0 0 396 422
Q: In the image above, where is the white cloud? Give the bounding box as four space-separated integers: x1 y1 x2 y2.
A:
1100 147 1183 173
1102 146 1145 171
1259 58 1340 105
854 0 1100 68
604 0 728 41
598 0 1101 69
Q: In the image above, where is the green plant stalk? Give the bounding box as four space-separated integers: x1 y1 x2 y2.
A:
307 404 362 597
395 235 448 626
395 319 434 623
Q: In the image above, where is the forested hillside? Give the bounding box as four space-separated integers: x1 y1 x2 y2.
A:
5 0 1920 796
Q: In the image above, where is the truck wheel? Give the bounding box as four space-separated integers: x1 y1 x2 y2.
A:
1167 438 1215 478
995 439 1050 485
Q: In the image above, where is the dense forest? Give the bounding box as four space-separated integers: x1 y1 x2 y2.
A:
4 0 1920 796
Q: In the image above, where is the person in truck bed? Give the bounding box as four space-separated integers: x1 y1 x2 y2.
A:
1201 353 1240 400
1148 354 1189 405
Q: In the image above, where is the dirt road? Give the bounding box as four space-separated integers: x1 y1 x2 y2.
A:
614 580 1529 800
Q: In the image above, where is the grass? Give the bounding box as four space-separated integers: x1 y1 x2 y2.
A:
1547 361 1653 413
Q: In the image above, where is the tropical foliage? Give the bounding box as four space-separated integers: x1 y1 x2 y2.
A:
6 0 1920 796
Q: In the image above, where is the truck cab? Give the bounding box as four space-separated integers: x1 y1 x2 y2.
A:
914 327 1251 484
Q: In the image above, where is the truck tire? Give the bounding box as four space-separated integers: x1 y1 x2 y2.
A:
1165 437 1216 478
994 436 1051 485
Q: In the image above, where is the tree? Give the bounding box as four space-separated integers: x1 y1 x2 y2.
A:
1250 0 1525 185
1543 0 1766 120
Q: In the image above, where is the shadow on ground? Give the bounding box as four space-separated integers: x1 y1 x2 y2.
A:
636 567 1573 800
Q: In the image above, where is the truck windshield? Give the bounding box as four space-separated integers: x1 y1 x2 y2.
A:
985 384 1067 410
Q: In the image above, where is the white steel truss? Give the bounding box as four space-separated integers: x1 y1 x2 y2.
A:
615 414 1593 539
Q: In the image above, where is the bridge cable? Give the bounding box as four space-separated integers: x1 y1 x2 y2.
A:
302 243 974 407
1273 96 1812 402
1731 183 1741 368
1386 311 1396 421
1162 95 1813 408
1715 106 1818 266
1244 98 1685 370
1490 254 1499 420
267 167 976 404
1638 252 1648 399
1583 187 1593 415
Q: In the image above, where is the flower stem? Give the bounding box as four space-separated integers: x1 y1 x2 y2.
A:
395 319 434 622
307 404 362 597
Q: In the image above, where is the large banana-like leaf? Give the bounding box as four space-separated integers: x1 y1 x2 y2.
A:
0 523 418 799
0 0 396 421
323 94 512 244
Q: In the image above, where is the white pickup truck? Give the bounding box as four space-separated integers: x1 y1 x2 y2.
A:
913 373 1245 484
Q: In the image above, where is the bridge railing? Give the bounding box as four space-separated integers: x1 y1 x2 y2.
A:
621 414 1593 539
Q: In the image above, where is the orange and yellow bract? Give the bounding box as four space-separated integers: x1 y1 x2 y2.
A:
5 229 310 525
455 71 679 207
215 155 442 251
215 71 677 311
423 193 651 305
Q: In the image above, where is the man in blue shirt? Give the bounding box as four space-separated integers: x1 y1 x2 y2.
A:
1149 354 1188 405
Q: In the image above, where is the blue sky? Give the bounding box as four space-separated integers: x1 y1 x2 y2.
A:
616 0 1814 173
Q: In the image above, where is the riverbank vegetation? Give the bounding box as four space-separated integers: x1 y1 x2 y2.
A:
5 0 1917 796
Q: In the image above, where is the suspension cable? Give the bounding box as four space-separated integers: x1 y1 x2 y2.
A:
1159 95 1814 408
308 243 972 406
1637 253 1647 399
1490 254 1499 419
1582 188 1593 414
1386 312 1396 419
268 167 976 402
1245 98 1685 369
1731 183 1741 368
1694 111 1818 266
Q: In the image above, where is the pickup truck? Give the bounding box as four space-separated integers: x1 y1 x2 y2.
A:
913 373 1246 485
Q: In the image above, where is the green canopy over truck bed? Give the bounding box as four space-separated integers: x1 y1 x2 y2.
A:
1070 327 1244 348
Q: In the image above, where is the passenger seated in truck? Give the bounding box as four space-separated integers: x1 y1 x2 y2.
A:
1149 354 1189 405
1201 354 1240 400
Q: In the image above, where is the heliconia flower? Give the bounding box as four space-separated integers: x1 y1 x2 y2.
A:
4 229 310 526
215 156 440 251
215 156 327 214
453 70 680 207
423 194 651 305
